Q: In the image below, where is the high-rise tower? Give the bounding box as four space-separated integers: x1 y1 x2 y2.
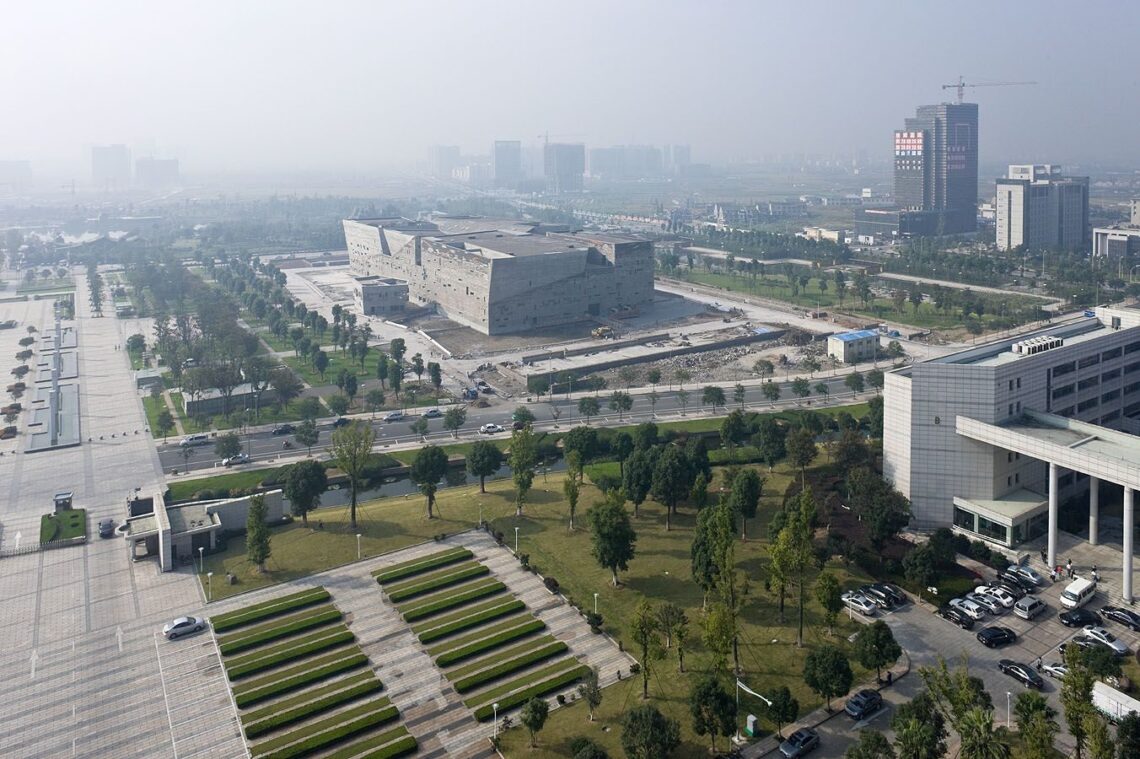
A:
892 102 979 235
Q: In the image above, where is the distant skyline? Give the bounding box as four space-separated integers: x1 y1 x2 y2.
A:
3 1 1139 178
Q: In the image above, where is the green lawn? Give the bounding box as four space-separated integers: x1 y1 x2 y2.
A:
168 467 288 502
128 349 145 370
40 510 87 543
143 395 171 439
284 351 389 388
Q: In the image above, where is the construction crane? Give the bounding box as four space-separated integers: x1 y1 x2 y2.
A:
941 76 1037 104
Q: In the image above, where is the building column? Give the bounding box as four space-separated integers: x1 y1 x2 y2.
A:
1089 477 1100 546
1047 463 1059 571
1125 487 1134 604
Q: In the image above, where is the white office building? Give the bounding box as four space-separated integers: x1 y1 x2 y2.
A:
994 164 1088 252
884 306 1140 601
827 329 879 364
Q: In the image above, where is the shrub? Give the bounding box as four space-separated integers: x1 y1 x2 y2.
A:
436 619 546 666
543 577 560 593
556 694 567 705
518 553 530 569
386 563 490 602
584 612 603 629
401 580 505 622
452 641 568 692
212 587 330 633
953 533 972 555
969 539 992 562
233 651 367 707
218 606 341 655
417 600 525 644
249 698 398 759
374 547 472 584
471 665 589 721
323 730 417 759
226 626 353 680
494 530 504 545
629 662 641 674
243 676 384 738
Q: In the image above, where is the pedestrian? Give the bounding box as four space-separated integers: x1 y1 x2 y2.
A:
1035 656 1043 671
1040 547 1047 564
1067 558 1073 573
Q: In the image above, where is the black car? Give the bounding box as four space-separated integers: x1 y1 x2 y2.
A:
1101 606 1140 632
875 582 908 606
1059 608 1101 628
992 580 1027 600
844 689 883 720
331 417 351 428
779 728 820 758
98 518 115 538
1058 638 1112 657
271 424 295 435
859 585 894 609
998 659 1044 689
937 606 975 630
998 570 1034 593
977 626 1017 648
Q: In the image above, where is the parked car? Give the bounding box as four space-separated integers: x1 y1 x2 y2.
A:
993 580 1027 601
966 592 1003 615
999 659 1044 689
779 728 820 758
422 408 442 418
331 417 351 428
98 518 115 538
859 585 895 609
977 626 1017 648
1101 606 1140 632
950 597 986 621
1081 625 1130 656
936 606 974 630
875 583 908 606
998 570 1036 593
162 616 205 640
222 452 249 467
975 585 1017 608
1013 596 1047 621
841 591 877 616
1006 564 1045 587
1060 607 1102 628
1042 661 1068 680
844 689 883 720
479 423 504 434
270 424 295 435
1058 638 1111 658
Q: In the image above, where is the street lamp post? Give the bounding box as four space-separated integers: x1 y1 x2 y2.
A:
356 533 362 561
198 546 204 574
207 571 213 602
514 527 519 554
1006 691 1011 728
593 593 598 615
493 702 500 739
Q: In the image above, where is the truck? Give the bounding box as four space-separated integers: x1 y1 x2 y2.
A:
591 326 614 339
1092 681 1140 723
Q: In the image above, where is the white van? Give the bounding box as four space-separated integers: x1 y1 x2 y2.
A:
179 434 209 448
1060 577 1097 609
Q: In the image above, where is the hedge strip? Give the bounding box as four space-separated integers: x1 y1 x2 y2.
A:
212 588 330 633
435 619 545 667
411 596 519 635
227 626 354 680
465 658 586 708
244 678 386 739
446 634 560 680
386 563 490 602
322 727 416 759
233 652 367 707
400 579 505 622
417 599 526 644
428 615 540 659
241 670 377 725
374 547 473 584
219 606 342 656
453 640 568 693
471 664 590 720
250 698 398 758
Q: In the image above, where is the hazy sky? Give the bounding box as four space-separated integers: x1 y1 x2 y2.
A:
4 0 1138 176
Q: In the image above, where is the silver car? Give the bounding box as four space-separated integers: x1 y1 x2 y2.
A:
966 592 1003 615
1081 625 1129 656
950 597 986 621
163 616 205 640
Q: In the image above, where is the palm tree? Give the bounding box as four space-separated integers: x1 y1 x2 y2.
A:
957 708 1010 759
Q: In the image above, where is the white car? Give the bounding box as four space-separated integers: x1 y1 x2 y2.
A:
975 585 1017 609
949 597 986 621
162 616 205 640
966 592 1003 615
479 423 504 434
1042 661 1068 680
222 452 249 467
422 408 442 418
1007 564 1044 587
841 591 877 616
1081 625 1130 656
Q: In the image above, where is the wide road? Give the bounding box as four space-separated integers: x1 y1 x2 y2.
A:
158 373 867 474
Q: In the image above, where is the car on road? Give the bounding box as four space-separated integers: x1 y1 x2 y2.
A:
332 417 351 428
936 606 975 630
950 597 986 621
966 592 1003 615
841 591 877 616
98 518 115 538
422 408 442 418
999 660 1044 689
179 433 209 448
977 626 1017 648
975 585 1017 608
844 689 883 720
1006 564 1045 587
1100 606 1140 632
222 453 250 467
1042 661 1068 680
479 423 504 434
779 728 820 758
511 420 526 431
1081 625 1130 656
270 424 295 435
162 616 205 640
1059 607 1101 628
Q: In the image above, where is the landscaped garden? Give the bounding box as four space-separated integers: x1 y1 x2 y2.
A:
212 586 416 759
39 509 87 543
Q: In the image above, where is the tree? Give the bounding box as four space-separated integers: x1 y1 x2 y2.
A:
891 691 947 759
785 427 817 487
676 388 690 414
508 425 538 516
466 441 503 493
569 738 608 759
563 474 580 531
563 425 599 462
814 381 830 403
646 368 662 388
727 468 763 539
651 444 693 531
733 383 747 408
957 707 1010 759
410 445 449 519
903 543 938 588
327 394 350 416
867 368 884 393
440 406 466 439
609 391 633 420
720 409 749 458
389 337 406 364
846 371 865 395
835 428 870 469
854 620 902 682
330 421 375 530
215 432 242 460
623 447 657 517
1062 642 1098 759
762 379 781 404
156 409 174 440
754 359 775 379
620 705 680 759
689 676 737 754
702 385 726 411
427 361 442 392
577 668 603 721
520 697 549 748
656 602 686 649
512 405 536 426
792 376 811 402
753 417 787 471
768 686 799 739
314 350 330 380
408 417 429 442
295 419 319 455
629 600 662 700
389 360 402 397
376 353 389 387
342 372 358 404
578 396 600 424
847 467 912 549
771 489 817 645
803 643 853 711
410 353 424 381
365 388 385 418
1117 713 1140 759
1085 714 1114 759
846 730 895 759
282 460 327 524
297 396 322 421
246 494 271 572
814 572 843 635
588 488 636 586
